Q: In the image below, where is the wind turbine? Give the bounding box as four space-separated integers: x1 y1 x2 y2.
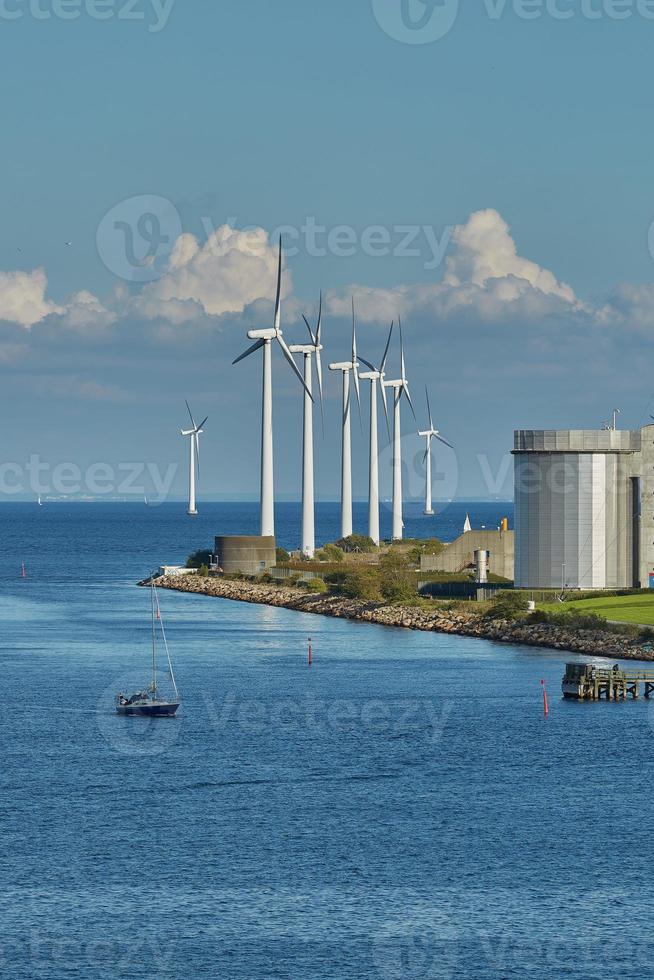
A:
289 295 324 558
329 299 361 539
181 401 208 517
233 238 312 539
382 318 416 541
358 323 393 546
418 388 453 517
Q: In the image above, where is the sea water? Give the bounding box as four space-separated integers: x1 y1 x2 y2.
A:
2 502 654 979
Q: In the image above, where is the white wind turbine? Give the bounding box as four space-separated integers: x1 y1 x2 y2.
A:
233 238 312 539
382 318 416 541
289 294 324 558
181 401 208 517
329 300 361 539
418 387 453 517
358 323 393 546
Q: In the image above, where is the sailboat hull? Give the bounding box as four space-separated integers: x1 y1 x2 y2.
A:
116 701 180 717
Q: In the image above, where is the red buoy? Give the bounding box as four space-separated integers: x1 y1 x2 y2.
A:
541 679 549 717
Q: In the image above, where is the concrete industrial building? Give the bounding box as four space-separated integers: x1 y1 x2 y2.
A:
514 426 654 590
421 526 514 581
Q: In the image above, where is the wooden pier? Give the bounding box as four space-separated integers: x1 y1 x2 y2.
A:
562 663 654 701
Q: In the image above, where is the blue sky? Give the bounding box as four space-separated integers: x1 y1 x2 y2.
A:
1 0 654 502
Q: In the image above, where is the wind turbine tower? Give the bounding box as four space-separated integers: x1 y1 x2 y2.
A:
382 319 416 541
289 295 324 558
233 238 312 538
418 388 453 517
181 401 208 517
358 323 393 546
329 300 361 539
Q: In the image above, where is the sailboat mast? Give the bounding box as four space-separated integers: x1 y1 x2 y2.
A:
150 576 157 698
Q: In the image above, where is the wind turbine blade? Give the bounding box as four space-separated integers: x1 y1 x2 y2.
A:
423 447 429 465
274 236 282 331
358 355 376 373
351 298 361 419
185 399 196 430
316 291 322 346
303 314 316 346
381 321 394 375
426 386 434 431
399 317 406 382
195 433 201 477
197 416 209 431
277 334 314 401
315 348 325 435
380 381 391 440
233 338 265 365
404 382 417 423
436 434 454 450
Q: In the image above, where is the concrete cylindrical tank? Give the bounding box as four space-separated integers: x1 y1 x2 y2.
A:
513 430 639 589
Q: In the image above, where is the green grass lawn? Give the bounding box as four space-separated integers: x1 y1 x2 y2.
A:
540 593 654 626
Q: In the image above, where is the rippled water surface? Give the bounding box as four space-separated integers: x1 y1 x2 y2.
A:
3 502 654 979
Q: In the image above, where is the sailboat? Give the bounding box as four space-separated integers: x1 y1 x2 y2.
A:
115 576 181 717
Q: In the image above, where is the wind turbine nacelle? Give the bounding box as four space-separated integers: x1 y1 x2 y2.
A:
359 371 380 381
288 344 317 355
248 328 277 341
329 362 355 372
181 429 195 436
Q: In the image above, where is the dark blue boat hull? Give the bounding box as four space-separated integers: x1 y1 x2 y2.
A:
116 701 180 717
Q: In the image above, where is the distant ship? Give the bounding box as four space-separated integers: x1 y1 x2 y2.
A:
115 577 181 717
37 496 42 506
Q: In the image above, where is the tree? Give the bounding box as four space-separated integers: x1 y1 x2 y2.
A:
379 552 416 602
276 546 291 564
340 568 382 601
316 544 345 563
486 590 530 620
186 549 212 569
335 534 377 554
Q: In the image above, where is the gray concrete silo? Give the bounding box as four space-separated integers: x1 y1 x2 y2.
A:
513 429 641 590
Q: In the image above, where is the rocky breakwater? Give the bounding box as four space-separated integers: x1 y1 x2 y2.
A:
149 575 654 662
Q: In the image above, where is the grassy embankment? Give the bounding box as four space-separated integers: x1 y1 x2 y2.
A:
539 593 654 626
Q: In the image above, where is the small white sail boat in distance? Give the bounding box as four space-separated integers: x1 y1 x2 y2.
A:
115 576 181 717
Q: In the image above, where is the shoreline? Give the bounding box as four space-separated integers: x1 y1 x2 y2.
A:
150 575 654 663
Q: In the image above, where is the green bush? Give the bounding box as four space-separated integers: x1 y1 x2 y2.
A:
317 544 345 563
276 546 291 564
340 568 382 601
406 538 445 564
304 578 328 594
335 534 377 554
186 549 212 569
379 552 416 602
197 564 209 577
485 590 531 620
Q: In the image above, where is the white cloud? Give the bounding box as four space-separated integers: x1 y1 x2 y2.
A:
327 209 585 324
0 268 63 327
134 225 289 324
